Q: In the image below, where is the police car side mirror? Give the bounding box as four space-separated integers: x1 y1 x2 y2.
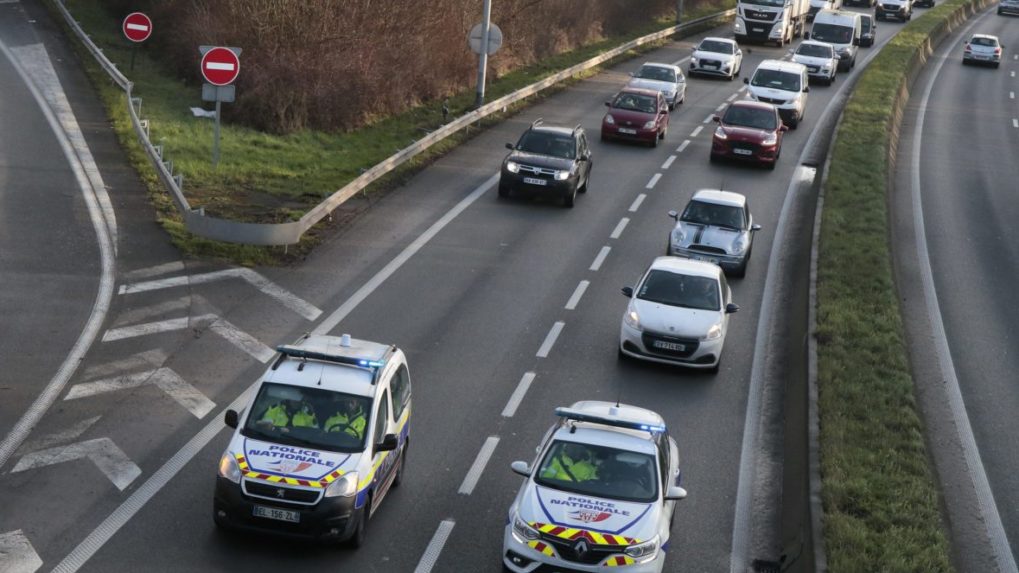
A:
665 486 688 500
726 303 741 314
511 461 531 477
622 286 634 298
224 409 239 429
375 433 399 453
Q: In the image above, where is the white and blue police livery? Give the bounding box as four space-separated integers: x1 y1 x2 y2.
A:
214 333 411 546
504 402 686 572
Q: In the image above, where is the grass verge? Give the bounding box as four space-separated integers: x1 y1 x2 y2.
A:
53 0 732 264
817 0 982 570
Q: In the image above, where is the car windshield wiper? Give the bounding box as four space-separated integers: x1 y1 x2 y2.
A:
241 427 277 442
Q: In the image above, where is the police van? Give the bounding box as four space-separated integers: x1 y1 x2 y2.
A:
214 333 411 546
503 402 687 572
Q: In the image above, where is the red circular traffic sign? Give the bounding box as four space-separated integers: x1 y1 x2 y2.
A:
122 12 152 43
201 47 240 86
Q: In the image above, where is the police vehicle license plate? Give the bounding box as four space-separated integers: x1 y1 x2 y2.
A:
523 177 547 186
653 340 686 352
253 505 300 523
734 148 753 156
618 128 637 134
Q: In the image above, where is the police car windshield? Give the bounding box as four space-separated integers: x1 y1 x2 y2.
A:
535 440 659 503
243 383 373 453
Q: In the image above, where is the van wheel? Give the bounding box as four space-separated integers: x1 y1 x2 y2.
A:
348 502 370 549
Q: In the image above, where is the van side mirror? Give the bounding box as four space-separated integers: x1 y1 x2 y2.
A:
225 409 239 429
622 286 634 298
375 433 399 453
803 31 811 39
743 77 750 85
511 461 531 477
803 85 810 93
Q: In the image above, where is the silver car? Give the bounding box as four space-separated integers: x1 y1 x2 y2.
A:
963 34 1004 67
667 190 761 277
627 62 686 109
793 40 839 85
689 37 743 80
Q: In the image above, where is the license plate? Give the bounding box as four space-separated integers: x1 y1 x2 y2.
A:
752 27 764 32
653 340 686 352
734 148 753 156
522 177 547 186
694 255 719 264
618 128 637 134
253 505 300 523
705 63 718 68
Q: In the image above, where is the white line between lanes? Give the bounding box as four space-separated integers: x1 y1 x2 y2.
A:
702 114 714 124
662 155 677 169
629 194 647 212
414 520 456 573
1012 71 1016 77
727 93 738 102
590 246 611 271
690 126 703 137
610 218 630 239
502 372 537 417
1013 119 1018 128
565 281 590 310
646 173 662 189
536 321 565 358
677 140 691 153
458 436 499 495
1011 92 1015 99
715 103 727 112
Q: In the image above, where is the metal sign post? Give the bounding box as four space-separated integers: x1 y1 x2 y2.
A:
468 1 502 108
198 46 241 168
122 12 152 72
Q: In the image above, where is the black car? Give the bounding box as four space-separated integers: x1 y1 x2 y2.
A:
498 119 593 208
859 14 876 47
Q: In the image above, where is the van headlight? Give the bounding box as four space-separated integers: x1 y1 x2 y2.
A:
705 324 723 340
505 161 520 173
324 472 359 498
218 453 241 483
512 515 541 542
624 536 659 561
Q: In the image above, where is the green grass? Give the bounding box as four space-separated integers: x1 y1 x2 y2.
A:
817 0 981 569
53 0 733 264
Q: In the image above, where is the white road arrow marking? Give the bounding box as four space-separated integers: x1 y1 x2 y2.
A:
66 368 215 419
15 416 101 457
0 530 42 573
101 314 274 362
12 438 141 491
118 268 321 320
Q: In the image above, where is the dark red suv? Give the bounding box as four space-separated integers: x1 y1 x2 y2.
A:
709 100 787 169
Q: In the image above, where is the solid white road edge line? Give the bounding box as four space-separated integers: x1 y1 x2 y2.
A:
646 173 662 189
662 155 677 170
457 436 500 495
610 217 630 239
536 321 565 358
589 246 611 271
629 194 647 212
502 373 537 418
414 520 456 573
0 38 116 473
565 281 590 311
911 23 1019 573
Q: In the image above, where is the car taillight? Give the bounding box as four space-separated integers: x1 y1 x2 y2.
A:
964 44 971 52
995 47 1002 54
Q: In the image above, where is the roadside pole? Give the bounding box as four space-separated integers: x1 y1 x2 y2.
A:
474 0 492 108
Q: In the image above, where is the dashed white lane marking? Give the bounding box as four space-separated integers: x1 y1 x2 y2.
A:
502 372 537 417
610 218 630 239
414 520 456 573
738 85 748 93
1013 119 1018 128
646 173 662 189
590 246 611 271
662 155 677 169
677 140 691 153
702 114 714 124
0 530 43 573
122 261 185 281
12 438 141 491
715 103 727 112
66 368 216 419
565 281 590 311
629 194 647 212
1012 71 1016 77
1014 54 1018 60
536 321 565 358
727 93 739 102
690 126 704 138
458 436 499 495
119 268 322 321
1011 92 1015 99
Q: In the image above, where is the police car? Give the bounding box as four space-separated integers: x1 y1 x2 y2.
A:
504 402 686 572
214 333 411 546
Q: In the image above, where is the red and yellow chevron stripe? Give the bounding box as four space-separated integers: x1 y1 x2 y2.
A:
527 540 556 557
530 522 639 546
235 454 345 488
604 554 637 566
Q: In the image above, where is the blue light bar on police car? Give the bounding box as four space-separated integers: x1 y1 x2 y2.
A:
554 407 666 433
276 345 385 370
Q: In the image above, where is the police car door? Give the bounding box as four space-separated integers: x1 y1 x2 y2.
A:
369 388 397 512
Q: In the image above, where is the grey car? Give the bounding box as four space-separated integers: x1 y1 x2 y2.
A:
667 189 761 277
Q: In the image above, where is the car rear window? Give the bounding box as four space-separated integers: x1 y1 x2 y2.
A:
971 37 998 47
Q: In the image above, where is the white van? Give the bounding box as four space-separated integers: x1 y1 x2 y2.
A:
744 60 810 128
807 9 863 70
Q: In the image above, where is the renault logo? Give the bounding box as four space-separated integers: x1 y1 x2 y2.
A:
574 538 589 557
276 488 286 499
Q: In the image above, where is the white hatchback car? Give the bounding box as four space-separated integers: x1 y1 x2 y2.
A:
619 257 739 371
689 37 744 80
792 40 839 85
963 34 1004 67
627 62 686 109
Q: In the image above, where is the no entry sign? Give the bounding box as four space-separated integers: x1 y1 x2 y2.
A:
122 12 152 43
200 47 240 86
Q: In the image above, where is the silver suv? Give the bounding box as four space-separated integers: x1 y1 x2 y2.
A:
999 0 1019 15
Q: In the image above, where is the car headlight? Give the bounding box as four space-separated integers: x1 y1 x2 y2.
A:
505 161 520 173
512 515 541 542
624 536 659 561
714 127 728 141
691 57 699 65
732 235 749 254
324 471 359 498
705 324 723 340
624 306 640 329
761 133 778 146
671 230 685 248
643 120 656 130
605 114 616 125
554 169 570 181
664 90 676 99
218 453 241 483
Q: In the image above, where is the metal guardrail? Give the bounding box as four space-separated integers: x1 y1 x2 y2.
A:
54 3 734 245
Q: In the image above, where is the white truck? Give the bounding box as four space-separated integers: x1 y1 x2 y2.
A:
734 0 811 46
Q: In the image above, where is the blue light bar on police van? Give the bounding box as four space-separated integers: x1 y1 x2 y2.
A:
554 407 666 433
276 345 385 370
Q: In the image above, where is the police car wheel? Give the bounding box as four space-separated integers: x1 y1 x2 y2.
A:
349 503 369 548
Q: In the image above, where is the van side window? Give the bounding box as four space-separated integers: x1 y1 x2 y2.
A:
391 364 411 419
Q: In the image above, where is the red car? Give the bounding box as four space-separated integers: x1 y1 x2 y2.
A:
601 87 670 147
709 100 787 169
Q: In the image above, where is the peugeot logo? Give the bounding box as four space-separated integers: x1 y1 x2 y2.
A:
574 538 589 557
276 488 286 499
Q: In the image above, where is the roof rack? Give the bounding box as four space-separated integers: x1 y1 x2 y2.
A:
530 118 544 129
271 344 391 385
555 407 665 434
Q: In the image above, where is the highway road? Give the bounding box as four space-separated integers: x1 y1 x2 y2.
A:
894 6 1019 572
0 2 942 572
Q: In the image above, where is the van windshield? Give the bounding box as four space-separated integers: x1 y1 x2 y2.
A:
751 69 801 92
243 383 374 453
811 23 853 44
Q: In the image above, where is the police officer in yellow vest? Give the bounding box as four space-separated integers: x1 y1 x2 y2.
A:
542 443 598 482
261 401 290 427
291 400 318 429
325 396 367 440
